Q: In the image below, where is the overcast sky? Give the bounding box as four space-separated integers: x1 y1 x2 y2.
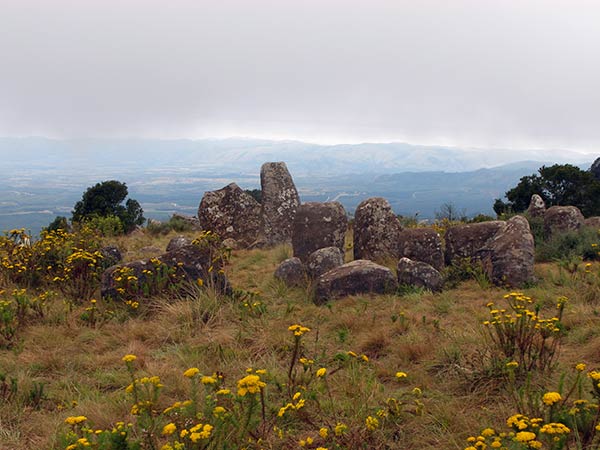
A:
1 0 599 151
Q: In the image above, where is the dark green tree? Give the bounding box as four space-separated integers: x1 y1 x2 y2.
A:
72 180 145 233
493 164 600 217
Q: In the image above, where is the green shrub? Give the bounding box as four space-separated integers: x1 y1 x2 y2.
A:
535 228 600 263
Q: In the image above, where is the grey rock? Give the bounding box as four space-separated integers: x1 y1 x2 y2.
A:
526 194 546 218
292 202 348 262
260 162 301 245
397 228 444 271
444 221 506 265
306 246 345 278
397 257 443 292
353 197 403 261
166 235 192 252
476 215 535 287
314 260 398 304
274 257 306 287
544 205 584 236
197 182 262 247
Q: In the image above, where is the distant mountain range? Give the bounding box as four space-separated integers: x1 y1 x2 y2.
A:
0 137 596 235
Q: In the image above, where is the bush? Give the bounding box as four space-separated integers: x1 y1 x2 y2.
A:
535 228 600 263
146 216 195 236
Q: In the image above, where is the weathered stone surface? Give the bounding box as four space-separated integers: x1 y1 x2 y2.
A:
397 257 443 292
544 206 584 236
197 183 261 247
584 217 600 229
353 197 403 261
274 257 306 287
100 245 122 268
221 238 239 250
476 215 535 287
260 162 301 245
397 228 444 271
101 244 230 299
166 235 192 252
306 247 344 279
314 260 398 304
591 157 600 180
292 202 348 262
172 213 202 231
444 221 506 265
526 194 546 218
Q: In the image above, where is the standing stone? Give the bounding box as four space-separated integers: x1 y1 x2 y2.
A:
544 206 584 236
476 215 534 287
397 257 443 292
526 194 546 218
274 257 306 287
306 247 345 279
197 183 261 247
314 260 398 304
260 162 301 245
444 221 506 265
353 197 403 261
397 228 444 271
292 202 348 262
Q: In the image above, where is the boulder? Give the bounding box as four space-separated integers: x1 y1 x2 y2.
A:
397 228 444 271
100 245 122 268
526 194 546 218
260 162 301 245
292 202 348 262
166 235 192 252
544 205 584 236
584 217 600 230
101 243 230 300
314 260 398 304
444 221 506 265
274 257 306 287
221 238 239 250
306 247 345 278
197 183 262 247
171 213 202 231
476 215 534 287
397 257 443 292
353 197 403 261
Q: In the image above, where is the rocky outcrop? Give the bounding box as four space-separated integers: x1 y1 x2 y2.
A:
526 194 546 218
260 162 301 245
353 197 403 261
292 202 348 262
397 228 444 271
274 257 306 287
476 215 535 287
314 260 398 304
544 206 584 236
197 183 262 247
306 247 345 279
166 235 192 252
397 257 443 292
444 221 506 265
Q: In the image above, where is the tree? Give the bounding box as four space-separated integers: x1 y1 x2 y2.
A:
493 164 600 217
435 202 467 222
72 180 145 233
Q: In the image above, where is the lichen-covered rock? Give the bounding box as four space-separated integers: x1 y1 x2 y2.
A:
100 245 122 268
260 162 301 245
292 202 348 262
166 235 192 252
222 238 239 250
306 247 344 279
197 183 261 247
353 197 403 261
544 206 584 236
397 257 443 292
397 228 444 271
274 257 306 287
314 260 398 304
444 221 506 265
476 215 534 287
584 217 600 230
526 194 546 218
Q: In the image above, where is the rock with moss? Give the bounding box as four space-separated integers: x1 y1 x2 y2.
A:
166 235 192 252
353 197 403 261
292 202 347 262
306 246 344 279
314 260 398 304
274 257 306 287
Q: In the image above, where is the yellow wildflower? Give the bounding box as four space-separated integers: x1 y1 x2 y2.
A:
162 423 177 435
122 354 137 363
316 367 327 377
542 391 562 406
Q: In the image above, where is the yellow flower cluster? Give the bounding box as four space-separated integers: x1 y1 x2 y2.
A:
288 324 311 336
278 391 306 417
365 415 379 431
237 374 266 396
542 391 562 406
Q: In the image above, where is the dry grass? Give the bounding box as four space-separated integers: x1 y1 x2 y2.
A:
1 230 600 449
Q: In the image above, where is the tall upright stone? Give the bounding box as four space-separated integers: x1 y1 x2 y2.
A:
353 197 403 261
526 194 546 218
197 183 261 247
260 162 301 245
292 202 348 262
